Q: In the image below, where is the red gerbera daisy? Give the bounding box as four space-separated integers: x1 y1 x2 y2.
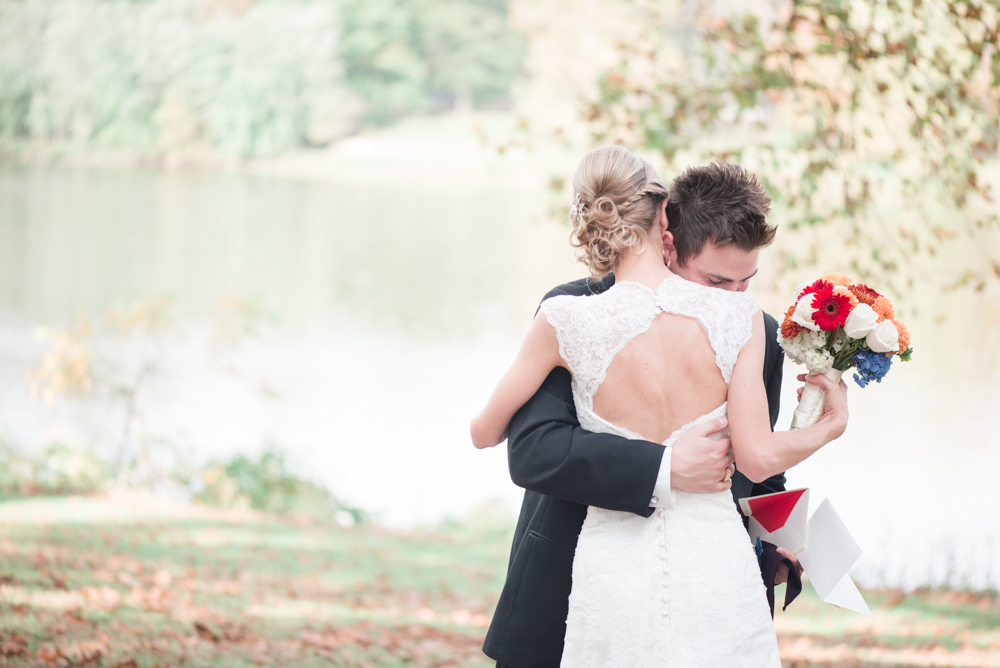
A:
796 279 830 301
810 284 852 331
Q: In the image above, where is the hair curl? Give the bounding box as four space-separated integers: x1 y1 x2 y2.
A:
569 146 668 277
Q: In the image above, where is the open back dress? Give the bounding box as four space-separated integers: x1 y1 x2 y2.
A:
538 274 781 668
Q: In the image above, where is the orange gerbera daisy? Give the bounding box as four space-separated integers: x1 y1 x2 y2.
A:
849 284 881 306
820 272 853 287
833 285 859 309
872 296 895 322
893 318 910 353
781 303 803 339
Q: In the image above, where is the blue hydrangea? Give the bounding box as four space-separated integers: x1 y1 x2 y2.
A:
852 349 893 388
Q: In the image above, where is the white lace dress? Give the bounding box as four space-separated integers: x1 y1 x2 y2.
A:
539 275 780 668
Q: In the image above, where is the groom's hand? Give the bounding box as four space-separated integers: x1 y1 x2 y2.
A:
775 546 804 585
670 417 736 493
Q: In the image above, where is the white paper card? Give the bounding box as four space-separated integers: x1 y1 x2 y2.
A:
796 498 862 599
824 573 872 617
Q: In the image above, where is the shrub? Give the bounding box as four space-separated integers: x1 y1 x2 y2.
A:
195 447 365 524
0 441 112 496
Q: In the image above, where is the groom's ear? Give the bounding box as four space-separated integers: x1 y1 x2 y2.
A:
662 228 675 256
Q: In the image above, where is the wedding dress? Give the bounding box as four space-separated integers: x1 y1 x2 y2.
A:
539 274 781 668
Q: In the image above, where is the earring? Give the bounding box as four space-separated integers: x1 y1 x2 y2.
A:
667 258 672 270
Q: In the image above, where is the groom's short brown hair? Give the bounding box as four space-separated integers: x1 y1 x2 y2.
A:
666 161 776 266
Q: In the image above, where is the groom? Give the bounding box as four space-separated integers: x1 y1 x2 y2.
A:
484 162 845 668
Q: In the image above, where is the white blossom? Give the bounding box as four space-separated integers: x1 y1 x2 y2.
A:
779 329 833 373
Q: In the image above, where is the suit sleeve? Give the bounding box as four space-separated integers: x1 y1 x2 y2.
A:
752 311 788 497
506 288 665 519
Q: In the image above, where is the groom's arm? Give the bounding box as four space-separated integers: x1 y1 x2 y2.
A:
505 283 667 518
506 365 665 518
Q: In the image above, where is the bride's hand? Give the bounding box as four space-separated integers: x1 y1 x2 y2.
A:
796 373 849 439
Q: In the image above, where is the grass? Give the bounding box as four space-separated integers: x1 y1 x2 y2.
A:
0 495 997 667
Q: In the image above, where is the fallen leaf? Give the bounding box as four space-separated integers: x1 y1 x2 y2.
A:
48 572 69 590
0 632 29 656
110 659 138 668
194 621 220 643
36 645 65 666
60 639 108 665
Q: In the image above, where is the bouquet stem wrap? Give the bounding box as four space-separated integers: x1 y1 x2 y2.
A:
789 368 843 430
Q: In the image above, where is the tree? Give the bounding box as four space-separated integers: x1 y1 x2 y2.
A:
339 0 526 122
581 0 1000 298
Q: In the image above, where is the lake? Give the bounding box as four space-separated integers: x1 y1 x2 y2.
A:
1 117 998 592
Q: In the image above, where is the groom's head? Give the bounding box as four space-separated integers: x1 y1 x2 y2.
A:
663 162 776 292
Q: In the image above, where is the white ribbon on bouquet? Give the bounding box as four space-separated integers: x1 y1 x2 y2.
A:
789 368 843 430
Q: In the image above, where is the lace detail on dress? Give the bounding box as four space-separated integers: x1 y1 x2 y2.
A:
649 277 760 384
539 275 759 402
539 281 660 411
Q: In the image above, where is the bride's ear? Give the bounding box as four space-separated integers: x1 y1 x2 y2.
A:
659 200 674 255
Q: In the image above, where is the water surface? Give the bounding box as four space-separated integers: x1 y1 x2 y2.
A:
1 133 997 591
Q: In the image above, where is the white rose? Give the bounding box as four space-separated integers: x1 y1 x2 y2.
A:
789 293 822 332
866 319 900 353
791 282 810 302
843 303 879 339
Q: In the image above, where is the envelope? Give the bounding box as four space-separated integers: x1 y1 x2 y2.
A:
738 490 872 616
738 488 809 554
797 499 871 616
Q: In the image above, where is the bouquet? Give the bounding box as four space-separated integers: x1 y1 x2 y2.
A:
779 273 913 429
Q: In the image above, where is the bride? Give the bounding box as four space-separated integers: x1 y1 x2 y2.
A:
471 146 848 666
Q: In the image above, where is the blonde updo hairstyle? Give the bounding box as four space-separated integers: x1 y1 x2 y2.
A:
569 145 668 277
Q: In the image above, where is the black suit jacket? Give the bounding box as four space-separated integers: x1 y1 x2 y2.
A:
483 275 787 668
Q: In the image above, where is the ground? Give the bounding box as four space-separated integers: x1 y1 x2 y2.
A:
0 495 996 668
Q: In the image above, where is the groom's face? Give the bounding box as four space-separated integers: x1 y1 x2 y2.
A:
671 243 759 292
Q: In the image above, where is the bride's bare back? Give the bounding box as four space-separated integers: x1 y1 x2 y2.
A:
594 313 727 444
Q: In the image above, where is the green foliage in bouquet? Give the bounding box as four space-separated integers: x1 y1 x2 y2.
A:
580 0 1000 296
